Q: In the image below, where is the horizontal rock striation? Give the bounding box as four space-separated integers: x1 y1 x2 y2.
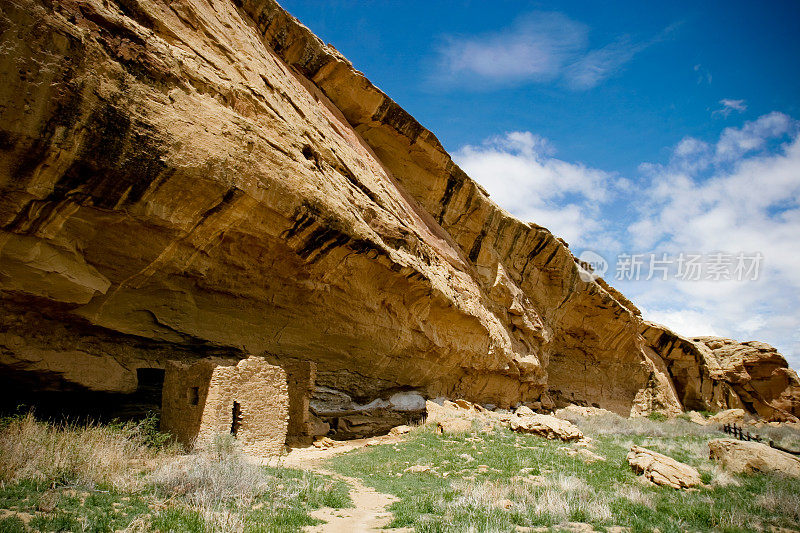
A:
0 0 795 420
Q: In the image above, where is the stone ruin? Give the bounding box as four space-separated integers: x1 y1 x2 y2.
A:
0 0 798 443
160 357 315 456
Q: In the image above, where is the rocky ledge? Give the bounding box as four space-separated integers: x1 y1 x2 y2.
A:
0 0 797 422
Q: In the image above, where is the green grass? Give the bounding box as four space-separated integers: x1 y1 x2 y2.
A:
328 423 800 532
0 415 351 532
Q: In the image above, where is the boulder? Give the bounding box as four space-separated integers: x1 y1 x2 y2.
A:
436 418 474 434
708 409 747 425
515 405 535 416
555 404 616 419
454 399 473 410
560 446 606 463
627 445 702 489
708 438 800 477
686 411 707 425
389 425 413 436
510 414 583 442
389 392 426 411
425 399 460 424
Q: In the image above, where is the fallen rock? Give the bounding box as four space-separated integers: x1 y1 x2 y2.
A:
403 464 432 474
436 418 475 434
389 392 426 411
312 437 340 449
627 445 702 489
708 438 800 477
554 404 615 419
708 409 747 425
686 411 707 425
540 393 556 411
389 425 413 436
454 399 473 410
515 405 535 416
510 414 583 442
560 447 606 463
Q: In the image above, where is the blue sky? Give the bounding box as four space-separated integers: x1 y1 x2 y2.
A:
280 1 800 368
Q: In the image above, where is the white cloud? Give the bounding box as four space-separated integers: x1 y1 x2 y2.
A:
716 98 747 116
563 38 641 90
453 131 617 246
694 64 713 85
640 308 719 337
435 12 586 86
621 112 800 368
454 112 800 369
715 111 793 160
433 12 655 90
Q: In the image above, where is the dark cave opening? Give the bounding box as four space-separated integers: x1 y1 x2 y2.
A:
0 367 165 423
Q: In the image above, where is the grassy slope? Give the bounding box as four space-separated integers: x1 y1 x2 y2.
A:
328 417 800 532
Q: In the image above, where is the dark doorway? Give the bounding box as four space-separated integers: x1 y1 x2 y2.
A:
231 401 242 436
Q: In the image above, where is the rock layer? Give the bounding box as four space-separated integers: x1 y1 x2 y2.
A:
0 0 796 420
641 322 800 421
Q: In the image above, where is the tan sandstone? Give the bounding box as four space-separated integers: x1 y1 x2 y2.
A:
707 409 747 425
0 0 796 428
641 322 800 421
708 438 800 477
626 445 702 489
509 413 583 442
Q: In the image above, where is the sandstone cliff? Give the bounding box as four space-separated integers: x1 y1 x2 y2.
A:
0 0 796 421
641 322 800 421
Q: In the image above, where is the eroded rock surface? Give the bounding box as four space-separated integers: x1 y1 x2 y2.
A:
0 0 796 421
627 445 702 489
642 323 800 421
510 413 584 442
708 438 800 477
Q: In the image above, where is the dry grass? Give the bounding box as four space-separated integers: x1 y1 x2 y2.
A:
333 421 800 532
147 433 350 530
616 484 655 509
0 413 174 490
0 415 350 532
757 484 800 522
562 411 721 438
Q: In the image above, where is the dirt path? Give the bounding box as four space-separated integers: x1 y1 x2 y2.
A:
256 435 410 532
303 468 399 532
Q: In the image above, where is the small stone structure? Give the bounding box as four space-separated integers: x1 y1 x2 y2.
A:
161 357 292 456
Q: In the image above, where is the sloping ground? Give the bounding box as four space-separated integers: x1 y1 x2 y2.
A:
0 0 796 419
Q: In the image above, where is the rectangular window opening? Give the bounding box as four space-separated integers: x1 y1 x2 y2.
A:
231 401 242 436
189 387 199 406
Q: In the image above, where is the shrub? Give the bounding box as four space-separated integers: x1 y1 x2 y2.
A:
0 412 173 490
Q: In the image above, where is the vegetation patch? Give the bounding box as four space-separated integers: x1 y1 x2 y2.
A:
328 415 800 532
0 414 351 532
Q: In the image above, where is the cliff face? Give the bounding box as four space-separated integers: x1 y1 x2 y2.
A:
641 322 800 421
0 0 795 420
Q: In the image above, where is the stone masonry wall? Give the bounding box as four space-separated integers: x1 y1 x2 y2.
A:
161 357 289 456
